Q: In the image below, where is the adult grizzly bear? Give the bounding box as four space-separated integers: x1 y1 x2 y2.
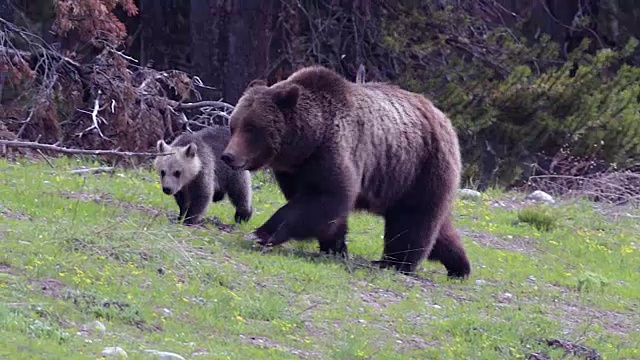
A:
220 65 471 278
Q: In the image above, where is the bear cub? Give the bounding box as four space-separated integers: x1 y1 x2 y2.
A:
154 126 253 225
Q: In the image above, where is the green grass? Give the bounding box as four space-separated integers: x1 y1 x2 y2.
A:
1 157 639 359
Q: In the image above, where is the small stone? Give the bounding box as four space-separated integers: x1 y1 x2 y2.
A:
244 232 259 241
81 320 106 334
162 308 172 316
496 292 514 303
101 346 128 359
527 275 537 283
458 188 482 201
143 350 186 360
526 190 555 204
432 304 442 309
475 279 487 285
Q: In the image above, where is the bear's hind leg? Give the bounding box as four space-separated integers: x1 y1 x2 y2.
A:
427 215 471 279
375 203 443 275
212 190 225 202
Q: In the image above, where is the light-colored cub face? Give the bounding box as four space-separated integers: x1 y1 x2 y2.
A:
154 140 203 196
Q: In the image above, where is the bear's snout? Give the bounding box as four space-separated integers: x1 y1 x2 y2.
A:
162 186 172 195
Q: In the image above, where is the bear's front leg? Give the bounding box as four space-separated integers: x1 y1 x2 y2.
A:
182 195 210 225
174 191 190 223
317 217 349 258
254 192 352 250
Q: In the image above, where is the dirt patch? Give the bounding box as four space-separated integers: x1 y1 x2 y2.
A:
462 229 538 254
0 208 32 221
239 334 321 359
0 263 15 276
550 300 639 336
32 277 68 299
58 190 236 232
527 338 602 360
350 280 406 310
59 191 163 217
488 194 528 211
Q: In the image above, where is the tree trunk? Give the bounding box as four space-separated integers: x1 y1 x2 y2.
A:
0 0 14 22
140 0 191 71
225 0 274 104
0 0 13 101
190 0 274 103
190 0 227 100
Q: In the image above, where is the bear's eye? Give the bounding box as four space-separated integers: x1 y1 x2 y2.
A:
174 170 181 178
160 170 165 177
244 125 256 134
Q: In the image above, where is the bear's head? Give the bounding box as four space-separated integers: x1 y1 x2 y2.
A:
154 140 203 195
221 79 300 171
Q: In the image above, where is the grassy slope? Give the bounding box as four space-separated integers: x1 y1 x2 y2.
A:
0 157 639 360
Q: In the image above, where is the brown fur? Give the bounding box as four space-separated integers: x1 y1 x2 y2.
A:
155 126 253 225
221 65 471 278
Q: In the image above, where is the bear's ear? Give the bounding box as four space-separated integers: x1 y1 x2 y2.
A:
247 79 267 89
272 84 300 110
183 143 197 159
157 140 171 153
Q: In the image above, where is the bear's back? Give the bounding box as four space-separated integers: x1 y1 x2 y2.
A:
296 77 460 212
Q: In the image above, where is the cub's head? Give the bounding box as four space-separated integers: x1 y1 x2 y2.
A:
221 79 300 171
154 140 202 195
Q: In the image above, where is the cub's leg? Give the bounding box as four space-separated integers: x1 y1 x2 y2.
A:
182 179 214 226
226 171 253 223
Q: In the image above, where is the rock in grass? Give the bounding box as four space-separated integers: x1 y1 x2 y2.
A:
143 350 186 360
526 190 555 204
80 320 106 334
457 188 482 201
101 346 128 359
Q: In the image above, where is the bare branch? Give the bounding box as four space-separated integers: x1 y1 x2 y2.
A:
76 90 109 139
355 64 366 84
69 167 116 174
170 100 235 112
0 140 171 157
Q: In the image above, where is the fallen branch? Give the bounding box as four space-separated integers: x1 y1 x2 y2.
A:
69 167 115 174
169 100 235 112
0 140 171 157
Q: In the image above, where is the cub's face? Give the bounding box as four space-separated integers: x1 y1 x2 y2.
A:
154 140 202 196
221 80 300 171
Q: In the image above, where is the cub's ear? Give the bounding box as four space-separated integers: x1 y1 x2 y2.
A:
272 84 300 110
183 143 197 158
247 79 267 89
157 140 171 153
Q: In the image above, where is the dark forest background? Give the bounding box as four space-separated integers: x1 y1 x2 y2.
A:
2 0 640 191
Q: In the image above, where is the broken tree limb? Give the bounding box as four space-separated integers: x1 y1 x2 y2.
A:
0 140 172 157
168 100 235 112
69 167 116 174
